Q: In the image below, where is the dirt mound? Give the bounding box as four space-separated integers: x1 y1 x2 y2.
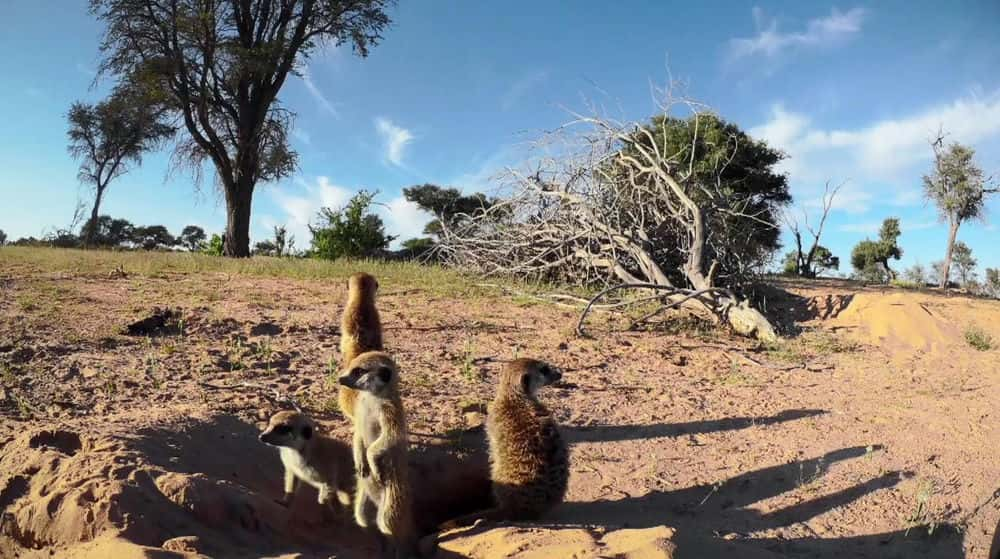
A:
830 291 1000 355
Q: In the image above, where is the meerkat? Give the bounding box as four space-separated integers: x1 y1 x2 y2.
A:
990 518 1000 559
339 351 416 558
259 410 354 509
338 272 384 422
438 358 569 530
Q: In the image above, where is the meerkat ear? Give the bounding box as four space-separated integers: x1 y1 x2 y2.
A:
301 425 313 439
377 366 392 384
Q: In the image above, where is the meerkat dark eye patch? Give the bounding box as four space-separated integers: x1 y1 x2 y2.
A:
350 367 365 378
377 366 392 383
301 425 312 439
273 425 292 435
520 372 532 393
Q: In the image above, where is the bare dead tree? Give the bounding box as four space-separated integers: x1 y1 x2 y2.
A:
782 181 843 278
435 85 780 342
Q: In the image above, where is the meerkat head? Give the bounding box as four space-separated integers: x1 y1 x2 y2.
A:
339 351 398 396
347 272 379 298
501 358 562 398
259 410 315 452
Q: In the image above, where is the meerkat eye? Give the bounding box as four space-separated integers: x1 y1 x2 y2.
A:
273 425 291 435
377 366 392 383
301 425 313 439
350 367 365 378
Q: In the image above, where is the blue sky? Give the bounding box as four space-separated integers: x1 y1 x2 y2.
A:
1 1 998 273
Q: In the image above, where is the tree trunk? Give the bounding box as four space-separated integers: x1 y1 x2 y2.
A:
940 219 959 288
84 186 105 248
223 179 254 258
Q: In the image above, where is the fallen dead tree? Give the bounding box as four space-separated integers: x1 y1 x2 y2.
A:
435 84 783 342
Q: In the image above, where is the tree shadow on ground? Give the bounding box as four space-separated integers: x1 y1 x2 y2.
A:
750 282 856 336
555 445 962 558
563 409 827 444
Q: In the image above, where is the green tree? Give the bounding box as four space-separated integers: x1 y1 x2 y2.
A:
950 241 977 287
132 225 176 250
923 139 996 288
67 90 173 247
903 263 928 286
203 234 224 256
850 217 903 283
178 225 207 251
403 184 494 237
618 113 791 285
783 246 838 276
309 191 395 259
79 215 136 247
90 0 394 257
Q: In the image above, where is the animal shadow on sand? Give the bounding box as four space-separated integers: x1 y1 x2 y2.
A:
128 414 493 558
553 444 961 559
563 408 827 444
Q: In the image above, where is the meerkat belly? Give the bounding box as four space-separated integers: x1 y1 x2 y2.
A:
281 448 325 487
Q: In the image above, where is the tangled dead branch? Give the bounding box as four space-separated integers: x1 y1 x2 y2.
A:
435 81 782 342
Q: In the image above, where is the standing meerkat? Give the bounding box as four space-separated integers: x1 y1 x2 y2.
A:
258 410 354 509
338 272 384 422
439 358 569 530
339 351 416 558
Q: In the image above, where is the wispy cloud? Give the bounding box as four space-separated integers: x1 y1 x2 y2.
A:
750 89 1000 191
729 7 866 62
501 70 548 110
374 117 414 167
376 196 433 244
300 65 340 118
291 127 312 146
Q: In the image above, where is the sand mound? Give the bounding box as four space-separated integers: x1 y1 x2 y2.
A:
829 291 998 354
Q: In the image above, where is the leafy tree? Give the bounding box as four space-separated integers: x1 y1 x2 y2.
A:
850 217 903 283
79 215 136 247
45 230 81 248
403 184 494 236
67 90 173 247
132 225 176 250
0 229 6 246
253 225 294 256
309 191 395 259
90 0 394 257
203 234 224 256
254 239 278 256
783 246 838 276
398 237 435 259
923 139 996 288
618 113 791 285
178 225 207 252
950 241 977 287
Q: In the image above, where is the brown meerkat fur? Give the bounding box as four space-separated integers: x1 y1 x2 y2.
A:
258 410 354 508
338 272 383 422
438 357 569 530
339 351 416 558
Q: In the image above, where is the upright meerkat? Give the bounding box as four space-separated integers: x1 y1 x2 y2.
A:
259 410 354 509
439 358 569 530
339 351 416 558
338 272 384 422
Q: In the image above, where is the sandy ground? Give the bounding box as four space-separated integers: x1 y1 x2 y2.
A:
1 258 999 558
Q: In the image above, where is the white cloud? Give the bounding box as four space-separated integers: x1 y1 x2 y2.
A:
374 117 414 167
502 70 548 110
375 196 433 244
270 176 352 243
291 127 312 146
751 90 1000 192
729 7 866 61
300 65 340 118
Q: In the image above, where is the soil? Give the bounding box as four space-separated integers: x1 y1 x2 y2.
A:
1 262 999 558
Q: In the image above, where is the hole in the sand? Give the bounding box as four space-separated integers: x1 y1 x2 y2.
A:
0 476 30 510
29 431 83 456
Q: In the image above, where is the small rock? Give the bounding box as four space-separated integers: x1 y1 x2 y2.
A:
82 367 100 379
557 342 569 351
671 354 687 366
162 535 204 554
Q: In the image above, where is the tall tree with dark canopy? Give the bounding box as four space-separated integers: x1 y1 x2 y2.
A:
179 225 207 251
403 184 495 236
923 136 996 288
90 0 394 257
850 217 903 283
67 90 173 247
